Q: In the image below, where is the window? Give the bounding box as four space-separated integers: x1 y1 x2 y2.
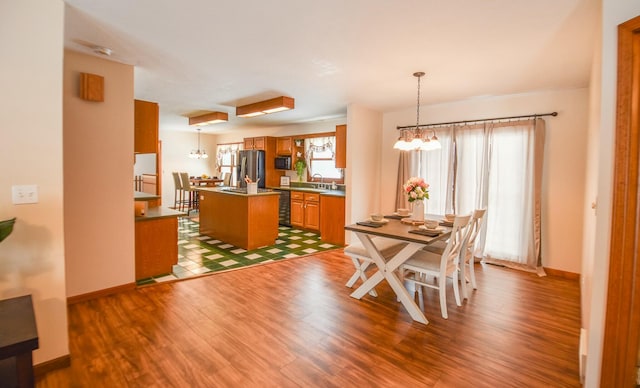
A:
304 136 343 182
216 143 242 186
415 119 545 270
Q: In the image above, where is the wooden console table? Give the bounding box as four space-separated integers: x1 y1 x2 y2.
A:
0 295 39 388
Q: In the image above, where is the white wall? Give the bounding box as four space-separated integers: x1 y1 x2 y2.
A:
64 51 135 297
213 118 347 145
0 0 68 364
345 104 383 243
159 130 217 206
381 89 590 274
584 2 640 386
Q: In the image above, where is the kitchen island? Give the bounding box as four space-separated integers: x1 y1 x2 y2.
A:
197 187 280 250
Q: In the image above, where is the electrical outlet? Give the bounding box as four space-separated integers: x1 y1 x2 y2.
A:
12 185 38 204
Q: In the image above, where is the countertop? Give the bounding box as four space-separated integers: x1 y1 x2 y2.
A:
134 191 160 201
135 207 185 222
195 187 280 196
269 186 346 197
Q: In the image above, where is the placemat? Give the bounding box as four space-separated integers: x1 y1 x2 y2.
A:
356 221 384 228
439 221 454 227
384 214 409 220
409 229 442 237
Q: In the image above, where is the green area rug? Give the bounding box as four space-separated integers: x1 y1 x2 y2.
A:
137 217 341 286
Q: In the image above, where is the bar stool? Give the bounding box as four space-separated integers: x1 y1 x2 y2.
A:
172 172 184 210
179 172 198 214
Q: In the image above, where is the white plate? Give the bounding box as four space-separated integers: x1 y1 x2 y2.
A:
419 225 444 231
368 218 389 224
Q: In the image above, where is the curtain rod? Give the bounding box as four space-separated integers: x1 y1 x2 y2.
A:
396 112 557 131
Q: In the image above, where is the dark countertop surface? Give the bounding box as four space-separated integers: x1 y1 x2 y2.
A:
196 187 280 196
269 186 346 197
134 191 160 201
135 207 185 222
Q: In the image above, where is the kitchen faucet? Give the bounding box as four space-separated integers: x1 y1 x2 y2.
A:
312 173 323 183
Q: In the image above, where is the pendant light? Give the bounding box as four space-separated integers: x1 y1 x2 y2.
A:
188 128 208 159
394 72 441 151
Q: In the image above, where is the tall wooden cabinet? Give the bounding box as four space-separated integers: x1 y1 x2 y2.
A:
134 99 159 154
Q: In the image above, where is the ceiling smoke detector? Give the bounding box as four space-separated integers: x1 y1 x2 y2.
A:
93 46 112 56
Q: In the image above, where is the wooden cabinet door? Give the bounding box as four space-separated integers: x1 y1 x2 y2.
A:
134 99 159 154
253 137 266 150
276 137 292 155
304 201 320 230
335 124 346 168
243 138 254 149
290 199 305 227
320 195 345 245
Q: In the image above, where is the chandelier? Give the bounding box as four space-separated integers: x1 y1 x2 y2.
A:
188 128 208 159
393 72 442 151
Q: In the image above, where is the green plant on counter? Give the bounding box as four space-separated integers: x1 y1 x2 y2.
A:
294 159 306 181
0 218 16 243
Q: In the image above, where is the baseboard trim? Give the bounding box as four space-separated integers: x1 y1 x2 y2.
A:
34 354 71 376
543 267 579 280
67 282 137 305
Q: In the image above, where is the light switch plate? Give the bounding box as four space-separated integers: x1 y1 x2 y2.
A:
12 185 38 204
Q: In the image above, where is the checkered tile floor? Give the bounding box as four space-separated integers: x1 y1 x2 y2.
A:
137 218 340 286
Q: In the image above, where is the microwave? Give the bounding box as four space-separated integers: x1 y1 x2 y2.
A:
274 156 291 170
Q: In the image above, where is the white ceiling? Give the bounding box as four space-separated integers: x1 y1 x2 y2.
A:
63 0 599 134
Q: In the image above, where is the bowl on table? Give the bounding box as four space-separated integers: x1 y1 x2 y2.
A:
444 213 456 222
370 214 384 222
397 208 410 216
424 219 439 229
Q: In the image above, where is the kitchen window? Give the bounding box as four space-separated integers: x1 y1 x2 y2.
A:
304 136 343 183
216 142 242 186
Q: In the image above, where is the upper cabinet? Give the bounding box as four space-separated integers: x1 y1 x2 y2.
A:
276 137 292 155
335 124 346 168
244 136 266 150
134 99 159 154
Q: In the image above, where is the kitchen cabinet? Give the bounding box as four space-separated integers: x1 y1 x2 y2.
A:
320 194 345 245
134 99 159 154
135 211 179 280
290 191 319 230
244 136 266 150
335 124 346 169
276 137 292 155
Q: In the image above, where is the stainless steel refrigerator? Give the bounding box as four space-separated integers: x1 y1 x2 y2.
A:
236 150 266 188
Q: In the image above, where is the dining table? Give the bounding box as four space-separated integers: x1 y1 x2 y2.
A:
190 177 223 187
344 217 451 325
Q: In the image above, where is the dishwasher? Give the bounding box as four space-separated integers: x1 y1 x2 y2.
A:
274 189 291 226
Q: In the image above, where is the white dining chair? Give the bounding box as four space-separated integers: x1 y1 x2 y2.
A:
459 209 486 298
344 237 408 297
422 209 486 299
399 214 472 319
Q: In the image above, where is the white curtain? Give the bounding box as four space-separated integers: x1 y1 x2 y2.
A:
415 127 454 216
411 118 546 273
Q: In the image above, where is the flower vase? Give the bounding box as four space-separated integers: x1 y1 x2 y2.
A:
412 200 425 222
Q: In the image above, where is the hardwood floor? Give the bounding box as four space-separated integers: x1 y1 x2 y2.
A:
37 250 581 387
